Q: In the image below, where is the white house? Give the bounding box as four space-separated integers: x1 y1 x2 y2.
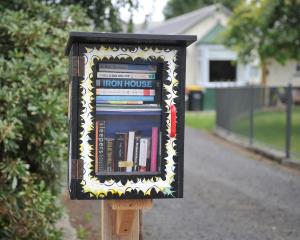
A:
139 4 300 89
140 4 260 90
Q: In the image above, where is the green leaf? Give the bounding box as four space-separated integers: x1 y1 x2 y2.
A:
12 176 17 190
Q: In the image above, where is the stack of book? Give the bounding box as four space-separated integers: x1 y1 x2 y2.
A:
95 63 161 175
95 120 161 174
95 63 158 105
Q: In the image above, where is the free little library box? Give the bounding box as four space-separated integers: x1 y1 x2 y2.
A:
65 32 196 200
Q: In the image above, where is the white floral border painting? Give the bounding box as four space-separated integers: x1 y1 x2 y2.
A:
79 46 179 198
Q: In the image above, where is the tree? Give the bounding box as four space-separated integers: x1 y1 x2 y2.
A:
163 0 240 19
0 1 90 239
59 0 139 32
223 0 300 85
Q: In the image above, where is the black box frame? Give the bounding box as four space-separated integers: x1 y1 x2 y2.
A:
66 32 196 200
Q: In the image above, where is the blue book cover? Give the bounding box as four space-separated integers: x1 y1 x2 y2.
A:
96 111 161 116
96 96 154 102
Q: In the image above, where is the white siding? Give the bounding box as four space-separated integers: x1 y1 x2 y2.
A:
267 60 300 87
183 12 228 86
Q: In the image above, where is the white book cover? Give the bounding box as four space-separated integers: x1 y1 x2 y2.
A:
126 131 135 172
97 72 155 79
96 88 155 96
139 138 149 167
98 68 156 74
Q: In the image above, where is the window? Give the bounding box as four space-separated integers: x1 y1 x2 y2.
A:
209 60 236 82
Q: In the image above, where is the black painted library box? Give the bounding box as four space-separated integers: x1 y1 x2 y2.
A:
65 32 196 200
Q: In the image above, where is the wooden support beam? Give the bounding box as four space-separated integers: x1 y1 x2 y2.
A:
116 210 137 235
101 200 152 240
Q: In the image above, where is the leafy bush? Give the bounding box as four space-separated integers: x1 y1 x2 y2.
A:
0 1 90 239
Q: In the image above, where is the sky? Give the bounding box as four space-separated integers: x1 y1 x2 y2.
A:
119 0 168 24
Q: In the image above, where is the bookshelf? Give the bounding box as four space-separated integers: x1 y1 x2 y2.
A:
95 62 162 176
66 32 197 200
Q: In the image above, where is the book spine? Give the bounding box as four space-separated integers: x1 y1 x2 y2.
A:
96 96 154 102
98 120 106 172
139 138 149 172
146 137 151 171
126 131 135 172
105 138 114 172
114 133 127 172
158 131 162 172
96 79 156 89
95 121 99 174
150 127 158 172
97 72 155 79
96 88 155 96
99 68 156 73
124 133 128 172
98 63 157 73
96 101 144 105
133 136 141 172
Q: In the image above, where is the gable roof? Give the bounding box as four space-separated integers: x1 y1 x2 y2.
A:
197 22 226 44
140 4 231 35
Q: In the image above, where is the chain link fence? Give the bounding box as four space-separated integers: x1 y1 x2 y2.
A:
215 85 300 161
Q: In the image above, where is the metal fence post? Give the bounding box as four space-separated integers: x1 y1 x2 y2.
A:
249 86 254 145
285 84 292 159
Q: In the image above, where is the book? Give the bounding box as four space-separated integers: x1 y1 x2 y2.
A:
96 96 154 102
139 138 150 172
158 131 162 172
96 107 161 112
126 131 136 172
96 104 160 109
105 138 114 172
150 127 158 172
97 120 106 173
124 133 128 172
96 101 144 105
133 135 141 172
95 121 99 174
114 132 128 172
96 88 155 96
98 63 157 73
146 138 151 171
97 72 155 79
96 79 157 89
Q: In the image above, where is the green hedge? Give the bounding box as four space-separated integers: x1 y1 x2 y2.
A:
0 1 90 239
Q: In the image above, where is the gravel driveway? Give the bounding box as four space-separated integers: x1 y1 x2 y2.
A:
143 127 300 240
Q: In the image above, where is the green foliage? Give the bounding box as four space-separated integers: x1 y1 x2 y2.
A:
0 1 90 239
76 225 90 240
224 0 300 64
163 0 240 19
59 0 139 32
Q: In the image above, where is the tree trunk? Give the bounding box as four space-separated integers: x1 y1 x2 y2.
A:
261 61 268 87
260 61 269 106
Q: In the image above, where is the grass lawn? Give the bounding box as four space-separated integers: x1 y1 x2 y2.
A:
185 111 215 131
232 107 300 159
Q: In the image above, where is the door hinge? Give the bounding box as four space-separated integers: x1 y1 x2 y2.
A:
71 159 83 179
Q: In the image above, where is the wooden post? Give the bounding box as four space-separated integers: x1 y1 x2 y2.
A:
101 200 152 240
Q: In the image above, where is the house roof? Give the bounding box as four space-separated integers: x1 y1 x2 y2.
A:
140 4 231 35
197 22 226 44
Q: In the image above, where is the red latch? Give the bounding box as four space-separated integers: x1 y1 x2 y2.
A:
170 104 176 138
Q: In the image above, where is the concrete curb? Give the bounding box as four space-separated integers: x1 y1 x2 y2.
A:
214 127 300 170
